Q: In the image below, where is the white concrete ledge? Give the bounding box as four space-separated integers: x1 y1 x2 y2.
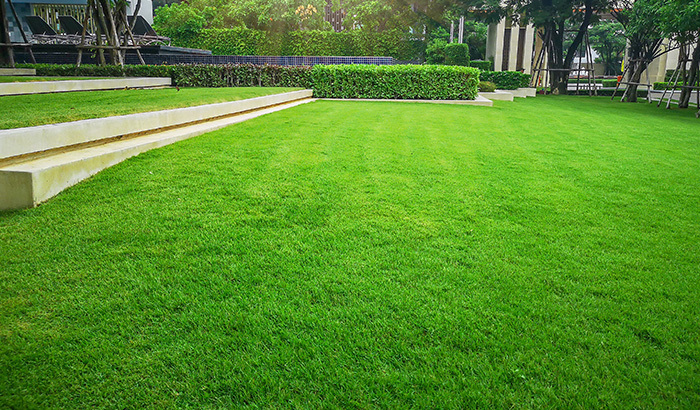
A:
0 77 172 96
0 89 313 161
320 95 493 106
648 90 699 106
0 90 314 210
0 68 36 76
510 88 537 98
479 91 514 101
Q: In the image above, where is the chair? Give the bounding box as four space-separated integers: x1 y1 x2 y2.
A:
127 15 170 45
128 15 157 36
58 15 88 36
25 16 57 36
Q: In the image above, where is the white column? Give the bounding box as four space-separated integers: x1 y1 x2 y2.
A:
486 20 504 71
508 23 519 71
523 24 535 74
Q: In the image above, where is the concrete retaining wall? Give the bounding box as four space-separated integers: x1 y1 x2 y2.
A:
0 68 36 76
0 90 314 210
0 89 313 161
0 77 172 96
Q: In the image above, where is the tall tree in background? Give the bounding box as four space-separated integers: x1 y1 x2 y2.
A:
0 0 14 66
501 0 612 94
588 20 625 75
657 0 700 109
613 0 664 102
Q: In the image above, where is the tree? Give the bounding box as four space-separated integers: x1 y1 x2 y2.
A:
613 0 665 102
588 20 625 75
1 0 14 66
498 0 612 94
657 0 700 109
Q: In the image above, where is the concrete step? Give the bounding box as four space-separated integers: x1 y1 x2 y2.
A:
510 88 537 98
1 89 313 160
0 68 36 76
479 91 514 101
0 77 172 96
0 90 314 210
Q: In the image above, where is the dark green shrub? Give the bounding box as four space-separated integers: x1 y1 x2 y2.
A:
469 60 492 71
479 70 530 89
478 81 496 92
652 81 683 90
602 79 618 87
19 63 313 88
311 64 479 100
164 28 421 60
444 43 470 66
425 39 447 65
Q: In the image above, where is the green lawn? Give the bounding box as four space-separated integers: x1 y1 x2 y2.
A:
0 87 302 129
0 76 103 83
1 96 699 408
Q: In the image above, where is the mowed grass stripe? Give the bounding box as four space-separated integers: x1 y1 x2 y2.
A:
0 96 698 408
0 86 302 130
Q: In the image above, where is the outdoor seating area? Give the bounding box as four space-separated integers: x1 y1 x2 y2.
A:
23 15 170 46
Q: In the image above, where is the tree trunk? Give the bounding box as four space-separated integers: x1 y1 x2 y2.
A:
0 0 15 67
545 0 594 95
679 42 700 109
625 60 646 103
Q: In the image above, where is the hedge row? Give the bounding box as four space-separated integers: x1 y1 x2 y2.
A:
469 60 493 71
652 82 683 90
22 63 313 88
172 28 424 61
479 71 530 90
21 63 479 100
312 65 479 100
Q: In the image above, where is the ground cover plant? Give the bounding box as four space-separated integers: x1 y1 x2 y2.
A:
0 87 300 129
1 96 699 408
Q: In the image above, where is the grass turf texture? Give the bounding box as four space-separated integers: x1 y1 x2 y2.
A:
0 87 301 129
1 96 699 408
0 76 104 83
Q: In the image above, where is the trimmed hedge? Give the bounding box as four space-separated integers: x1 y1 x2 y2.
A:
20 63 313 88
311 64 479 100
444 43 470 66
469 60 493 71
479 71 530 90
653 82 683 90
478 81 496 92
20 63 480 100
169 28 423 61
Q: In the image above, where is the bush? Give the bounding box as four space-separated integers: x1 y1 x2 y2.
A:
444 43 470 66
478 81 497 92
602 79 618 87
164 28 422 60
469 60 492 71
311 64 479 100
425 39 447 65
479 70 530 90
652 81 682 90
19 63 313 88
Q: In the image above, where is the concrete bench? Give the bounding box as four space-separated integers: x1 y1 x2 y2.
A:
0 89 314 210
0 68 36 76
0 77 172 96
